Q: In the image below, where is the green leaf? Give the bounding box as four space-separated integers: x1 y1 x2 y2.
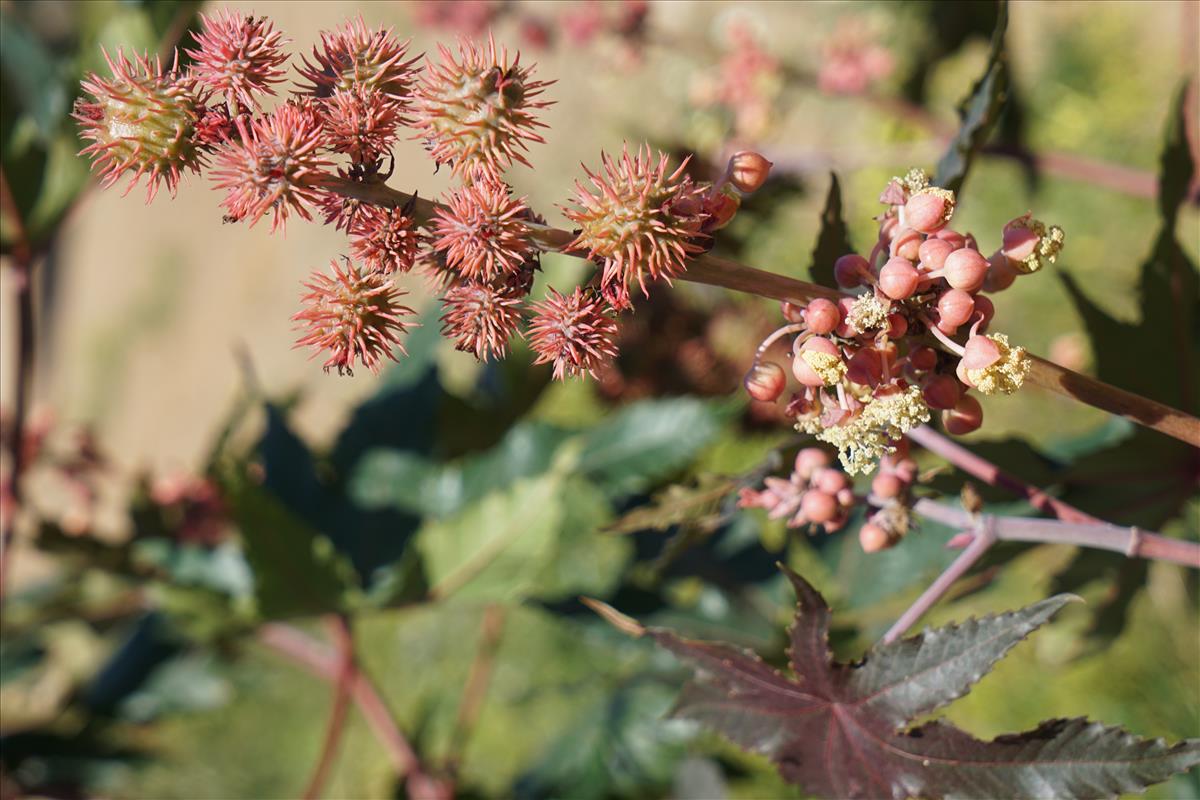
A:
808 173 854 289
933 0 1010 193
349 421 573 519
224 474 357 619
0 16 69 143
578 399 724 496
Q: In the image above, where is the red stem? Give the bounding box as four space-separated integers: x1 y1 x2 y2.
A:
301 616 355 800
905 425 1099 524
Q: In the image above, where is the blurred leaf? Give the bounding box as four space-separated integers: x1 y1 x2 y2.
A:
807 172 853 288
606 474 737 536
578 398 725 496
417 472 619 602
623 566 1198 798
1052 83 1200 639
513 680 693 800
0 15 69 143
933 0 1010 193
115 653 231 723
83 613 181 715
350 421 572 518
224 475 357 620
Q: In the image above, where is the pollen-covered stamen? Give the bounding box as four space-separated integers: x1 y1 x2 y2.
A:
298 16 420 103
527 286 619 380
349 202 424 274
185 10 290 110
74 48 205 203
210 101 332 231
563 143 708 298
413 35 552 176
433 178 535 282
291 258 416 376
440 280 524 361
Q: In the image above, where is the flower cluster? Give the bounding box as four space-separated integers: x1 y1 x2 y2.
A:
743 167 1060 474
738 447 855 533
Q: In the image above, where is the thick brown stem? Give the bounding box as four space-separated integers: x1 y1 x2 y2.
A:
320 177 1200 447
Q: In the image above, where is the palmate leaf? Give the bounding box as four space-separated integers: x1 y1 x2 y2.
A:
933 0 1010 193
595 566 1200 799
808 173 854 289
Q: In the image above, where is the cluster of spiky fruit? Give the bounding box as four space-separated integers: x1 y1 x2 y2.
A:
75 11 754 379
743 168 1063 475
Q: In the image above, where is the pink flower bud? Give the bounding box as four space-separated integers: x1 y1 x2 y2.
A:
1002 222 1040 262
834 254 870 288
936 289 975 329
942 394 983 435
801 490 838 524
904 190 953 234
727 150 773 193
983 250 1018 292
889 227 922 261
893 457 918 482
879 257 920 300
804 298 841 334
922 374 962 410
859 522 893 552
781 301 806 323
815 467 849 495
872 472 904 499
836 488 856 506
792 336 842 387
918 237 954 272
794 447 831 479
961 335 1002 371
744 361 787 402
943 248 989 292
886 313 908 338
846 347 883 387
908 346 937 372
935 229 967 250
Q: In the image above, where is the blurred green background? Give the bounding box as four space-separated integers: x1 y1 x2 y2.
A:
0 1 1197 798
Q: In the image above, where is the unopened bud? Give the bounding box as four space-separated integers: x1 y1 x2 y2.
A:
744 361 787 402
727 150 773 193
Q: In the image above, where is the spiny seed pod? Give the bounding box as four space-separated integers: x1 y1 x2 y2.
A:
564 144 707 297
727 150 773 193
298 17 420 103
211 101 331 231
744 361 787 402
74 49 205 202
185 10 290 110
527 286 619 380
321 87 404 164
433 178 535 282
292 259 416 375
414 36 551 176
350 203 424 274
440 280 524 361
